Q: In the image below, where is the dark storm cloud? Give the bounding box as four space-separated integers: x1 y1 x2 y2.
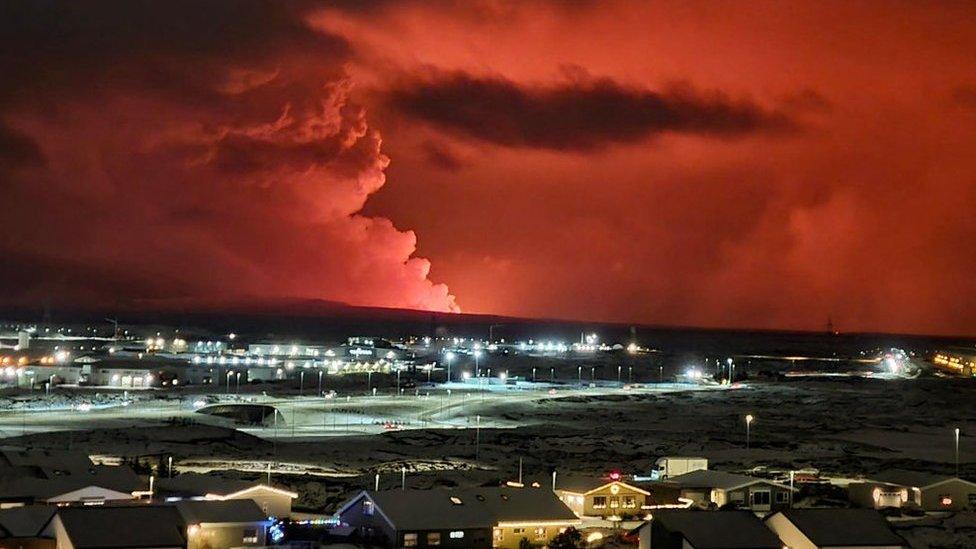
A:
0 0 349 105
388 71 794 151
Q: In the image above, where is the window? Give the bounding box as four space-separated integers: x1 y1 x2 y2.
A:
427 532 441 546
623 496 637 509
242 528 258 544
403 533 418 547
493 528 503 542
450 496 463 505
593 496 607 509
535 527 547 540
775 491 790 504
609 497 619 508
363 500 374 516
968 493 976 507
450 531 465 539
750 490 771 506
513 528 525 534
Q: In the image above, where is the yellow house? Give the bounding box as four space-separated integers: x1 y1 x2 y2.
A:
556 476 677 519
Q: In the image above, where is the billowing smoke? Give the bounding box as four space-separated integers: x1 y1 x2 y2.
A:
0 1 457 312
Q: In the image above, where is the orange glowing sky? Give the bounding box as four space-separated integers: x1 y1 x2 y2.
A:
1 1 975 335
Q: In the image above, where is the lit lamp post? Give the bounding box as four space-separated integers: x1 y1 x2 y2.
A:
236 372 241 394
474 349 483 377
367 370 373 395
617 365 622 384
299 371 305 396
532 367 536 381
226 371 233 394
318 370 323 396
746 414 754 450
577 366 582 386
396 369 401 396
955 428 961 477
475 414 481 460
727 358 733 383
445 351 455 383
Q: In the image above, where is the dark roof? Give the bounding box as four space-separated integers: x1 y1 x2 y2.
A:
57 505 186 548
666 470 786 491
870 469 966 489
0 448 94 479
175 499 267 524
356 487 577 531
771 509 906 547
0 465 141 501
157 473 258 497
0 505 56 537
652 510 782 549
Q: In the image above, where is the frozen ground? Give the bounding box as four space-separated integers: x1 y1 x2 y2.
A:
2 374 975 546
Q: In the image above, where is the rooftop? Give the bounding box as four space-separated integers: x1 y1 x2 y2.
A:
665 469 787 491
175 499 267 524
57 505 187 548
0 505 56 538
870 469 968 488
356 487 577 531
651 510 783 549
771 509 906 547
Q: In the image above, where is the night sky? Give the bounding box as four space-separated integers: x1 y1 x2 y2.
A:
1 1 975 335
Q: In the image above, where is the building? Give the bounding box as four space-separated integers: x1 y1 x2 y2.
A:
335 486 579 548
636 510 783 549
652 457 708 480
847 481 912 510
0 450 142 508
158 473 298 518
0 505 57 548
868 470 976 511
45 500 269 549
764 509 906 548
175 500 269 549
47 505 188 549
664 470 793 513
555 474 680 518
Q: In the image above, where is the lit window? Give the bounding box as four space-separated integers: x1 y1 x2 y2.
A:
750 491 771 506
450 531 465 539
427 532 441 546
242 528 258 544
493 528 503 541
593 496 607 509
450 496 463 505
623 496 637 508
403 533 418 547
363 500 374 516
610 497 619 508
535 527 547 540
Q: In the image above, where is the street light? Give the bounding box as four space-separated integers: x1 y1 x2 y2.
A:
474 349 483 376
299 371 305 396
577 366 582 386
396 369 401 396
617 365 622 384
318 370 323 396
955 428 961 477
475 414 481 460
226 371 233 394
445 351 456 383
532 367 536 381
367 370 373 394
746 414 754 450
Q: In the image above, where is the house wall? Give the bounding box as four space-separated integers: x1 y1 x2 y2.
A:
336 494 396 546
715 483 791 512
920 480 976 511
492 524 573 549
847 482 910 509
0 538 56 549
576 483 647 517
187 522 266 549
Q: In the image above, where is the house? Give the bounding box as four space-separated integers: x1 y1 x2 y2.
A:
42 500 269 549
46 505 187 549
0 449 141 508
664 470 793 512
158 473 298 517
847 481 912 510
335 486 579 548
636 510 782 549
0 505 57 548
764 509 907 548
555 475 680 518
175 500 269 549
867 470 976 511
